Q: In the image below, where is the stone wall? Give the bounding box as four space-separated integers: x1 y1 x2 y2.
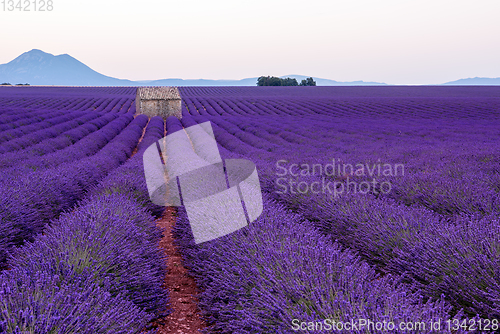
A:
135 87 182 119
138 99 182 118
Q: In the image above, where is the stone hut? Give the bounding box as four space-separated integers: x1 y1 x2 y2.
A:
136 87 182 119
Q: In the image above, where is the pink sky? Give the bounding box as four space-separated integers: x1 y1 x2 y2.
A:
1 0 499 85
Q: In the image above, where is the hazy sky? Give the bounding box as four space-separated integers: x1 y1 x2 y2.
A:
1 0 499 84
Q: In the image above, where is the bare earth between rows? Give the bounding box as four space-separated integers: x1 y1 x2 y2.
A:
150 207 207 333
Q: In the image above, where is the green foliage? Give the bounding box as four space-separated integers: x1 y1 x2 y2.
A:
257 76 299 86
281 77 299 86
256 76 316 86
299 77 316 86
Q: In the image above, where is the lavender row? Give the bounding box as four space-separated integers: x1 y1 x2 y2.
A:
220 115 500 218
249 121 500 317
267 178 500 318
182 95 500 119
188 117 262 156
178 86 500 119
211 116 313 147
0 114 148 267
0 114 133 179
173 193 470 333
151 117 467 331
0 95 134 115
208 117 279 152
3 116 170 333
0 113 118 170
0 192 166 333
88 116 166 217
0 109 70 134
0 86 137 114
0 111 103 154
191 115 500 319
0 98 89 115
173 117 479 332
386 169 500 217
1 115 170 329
0 107 47 122
0 86 137 98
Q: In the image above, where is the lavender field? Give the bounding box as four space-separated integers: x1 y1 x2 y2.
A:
0 85 499 333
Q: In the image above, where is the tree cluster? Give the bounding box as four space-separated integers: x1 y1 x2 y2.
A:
0 83 30 86
257 76 316 86
299 77 316 86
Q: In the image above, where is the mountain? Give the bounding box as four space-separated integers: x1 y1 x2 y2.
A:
2 49 500 86
443 77 500 85
0 49 135 86
0 50 390 86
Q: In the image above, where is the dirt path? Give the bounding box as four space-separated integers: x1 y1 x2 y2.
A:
150 207 207 334
130 116 149 157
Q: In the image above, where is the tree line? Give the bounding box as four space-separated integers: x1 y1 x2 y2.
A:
257 76 316 86
1 83 30 86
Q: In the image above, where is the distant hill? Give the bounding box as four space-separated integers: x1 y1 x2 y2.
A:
2 49 498 86
137 77 260 86
277 74 387 86
139 75 388 86
443 77 500 85
0 49 389 86
0 49 135 86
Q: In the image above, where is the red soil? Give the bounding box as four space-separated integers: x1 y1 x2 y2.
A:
150 207 207 334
